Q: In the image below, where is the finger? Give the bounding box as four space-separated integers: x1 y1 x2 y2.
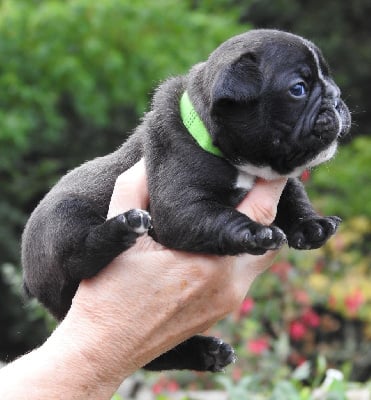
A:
107 159 149 219
237 178 287 225
232 250 279 298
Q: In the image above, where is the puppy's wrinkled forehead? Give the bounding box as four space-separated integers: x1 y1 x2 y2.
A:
208 29 330 83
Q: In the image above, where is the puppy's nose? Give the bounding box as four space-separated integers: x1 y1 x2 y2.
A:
324 83 340 108
325 92 340 110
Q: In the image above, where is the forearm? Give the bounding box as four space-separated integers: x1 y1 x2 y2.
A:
0 317 125 400
0 253 214 400
0 288 183 399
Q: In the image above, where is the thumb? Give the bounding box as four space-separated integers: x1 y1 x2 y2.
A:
237 178 287 225
107 159 149 219
232 178 288 292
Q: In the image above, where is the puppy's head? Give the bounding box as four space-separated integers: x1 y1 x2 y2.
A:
191 29 351 179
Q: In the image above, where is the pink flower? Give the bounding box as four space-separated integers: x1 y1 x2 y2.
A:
345 289 365 316
167 380 180 392
240 297 255 316
289 320 307 340
152 378 180 394
232 366 243 382
293 289 310 305
302 309 320 327
247 337 270 355
152 382 164 395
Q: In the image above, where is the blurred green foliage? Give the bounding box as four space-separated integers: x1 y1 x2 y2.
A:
308 137 371 219
0 0 243 169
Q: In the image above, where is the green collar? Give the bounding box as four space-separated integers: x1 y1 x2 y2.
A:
180 91 223 157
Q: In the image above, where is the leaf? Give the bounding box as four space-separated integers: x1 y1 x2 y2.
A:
110 394 123 400
291 361 311 382
270 380 301 400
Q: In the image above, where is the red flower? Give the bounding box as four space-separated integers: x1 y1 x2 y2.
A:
152 378 180 394
345 289 365 316
240 297 255 316
271 261 292 281
302 309 320 327
247 337 270 355
289 320 307 340
301 169 311 182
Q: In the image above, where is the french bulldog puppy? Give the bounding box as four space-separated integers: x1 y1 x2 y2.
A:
22 29 351 372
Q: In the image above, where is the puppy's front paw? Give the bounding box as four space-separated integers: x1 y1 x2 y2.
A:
288 216 341 250
122 209 152 234
242 223 287 255
202 337 236 372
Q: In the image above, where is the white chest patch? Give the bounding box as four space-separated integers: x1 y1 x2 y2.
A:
235 163 303 182
235 171 256 191
233 141 338 184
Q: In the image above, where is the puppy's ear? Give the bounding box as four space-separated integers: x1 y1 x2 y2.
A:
211 52 262 115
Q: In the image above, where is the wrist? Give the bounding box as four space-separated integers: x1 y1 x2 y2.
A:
41 310 127 399
52 263 184 394
52 296 142 392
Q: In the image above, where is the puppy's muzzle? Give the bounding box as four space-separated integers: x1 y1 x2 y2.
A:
335 99 351 138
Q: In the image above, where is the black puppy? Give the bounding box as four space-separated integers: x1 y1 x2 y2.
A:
22 30 351 372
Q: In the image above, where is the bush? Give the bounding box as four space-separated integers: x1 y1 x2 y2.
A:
308 136 371 219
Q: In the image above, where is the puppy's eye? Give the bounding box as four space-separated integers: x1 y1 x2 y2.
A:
289 82 307 98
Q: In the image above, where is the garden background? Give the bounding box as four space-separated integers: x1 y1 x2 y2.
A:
0 0 370 398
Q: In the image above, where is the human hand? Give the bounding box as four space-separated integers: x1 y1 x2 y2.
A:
62 159 287 393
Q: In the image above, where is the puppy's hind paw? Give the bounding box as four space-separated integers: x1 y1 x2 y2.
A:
122 209 152 235
242 224 287 255
203 337 236 372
